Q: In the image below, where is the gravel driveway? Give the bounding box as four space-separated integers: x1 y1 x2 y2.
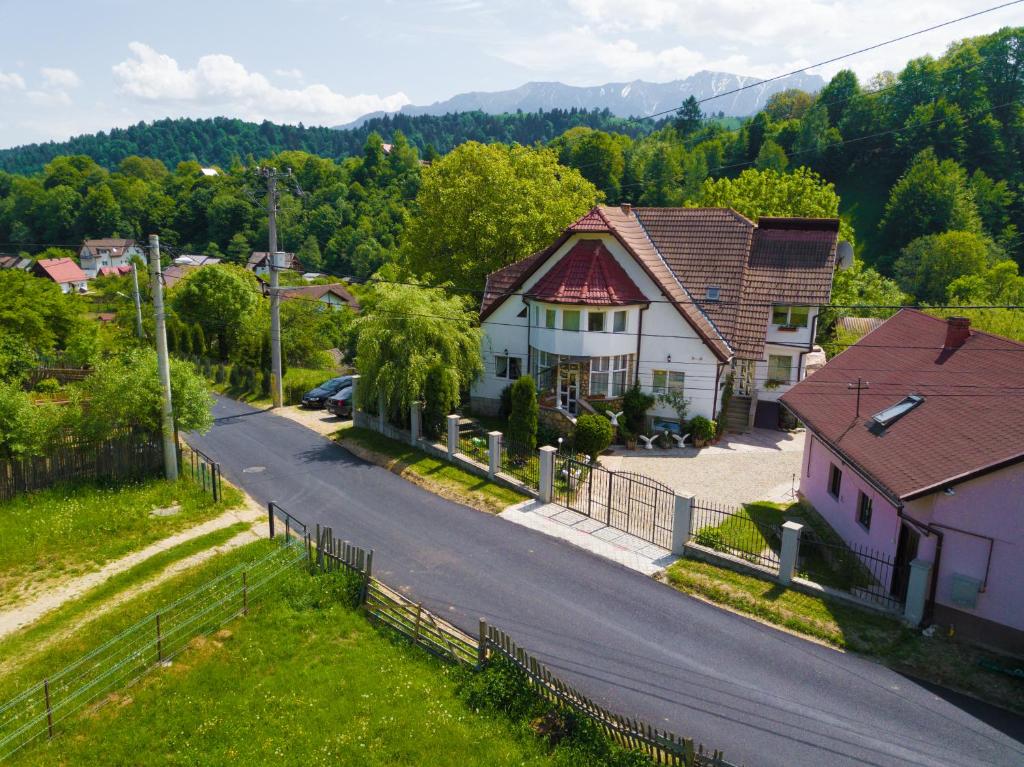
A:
599 428 805 508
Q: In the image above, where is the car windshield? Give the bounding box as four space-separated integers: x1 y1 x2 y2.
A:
330 388 351 401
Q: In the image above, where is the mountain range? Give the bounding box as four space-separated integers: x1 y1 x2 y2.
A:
338 71 825 128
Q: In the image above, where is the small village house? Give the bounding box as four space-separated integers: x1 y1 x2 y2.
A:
78 238 144 278
246 251 304 277
31 257 89 293
781 311 1024 653
162 254 222 289
472 204 842 434
279 283 360 311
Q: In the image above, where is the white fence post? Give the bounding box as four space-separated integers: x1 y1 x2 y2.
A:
349 374 362 427
671 494 693 555
487 431 502 478
538 445 556 503
409 402 422 446
446 415 460 460
778 521 803 585
903 558 933 626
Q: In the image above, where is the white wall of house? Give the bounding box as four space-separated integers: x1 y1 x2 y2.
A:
78 244 143 278
756 305 821 402
473 233 727 423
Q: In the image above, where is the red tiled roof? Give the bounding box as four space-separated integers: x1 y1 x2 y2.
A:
781 310 1024 501
279 283 360 310
98 265 133 277
525 240 646 305
33 258 87 285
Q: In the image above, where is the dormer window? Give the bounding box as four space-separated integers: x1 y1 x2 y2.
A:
706 286 720 301
772 305 810 328
871 395 924 428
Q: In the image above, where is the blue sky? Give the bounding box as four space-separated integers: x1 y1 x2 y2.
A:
0 0 1018 148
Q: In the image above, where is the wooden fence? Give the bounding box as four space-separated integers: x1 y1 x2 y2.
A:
274 505 735 767
0 429 163 502
24 366 91 389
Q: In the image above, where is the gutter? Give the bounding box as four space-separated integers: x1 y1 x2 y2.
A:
896 506 944 622
635 306 646 387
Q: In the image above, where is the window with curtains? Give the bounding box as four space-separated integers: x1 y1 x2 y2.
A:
590 355 633 397
767 354 793 385
495 355 522 380
652 369 685 394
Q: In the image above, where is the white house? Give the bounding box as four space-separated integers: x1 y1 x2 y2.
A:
279 283 360 311
471 204 841 433
78 239 144 278
32 258 89 293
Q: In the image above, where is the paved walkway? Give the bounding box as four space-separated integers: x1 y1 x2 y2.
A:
600 428 805 507
500 499 678 576
271 405 350 437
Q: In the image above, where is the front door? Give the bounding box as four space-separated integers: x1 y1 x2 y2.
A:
890 523 921 601
559 367 578 415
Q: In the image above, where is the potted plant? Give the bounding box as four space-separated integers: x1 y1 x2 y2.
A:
619 425 637 450
690 416 716 448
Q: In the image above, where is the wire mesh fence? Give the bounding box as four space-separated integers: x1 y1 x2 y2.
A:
456 425 489 465
797 534 909 609
689 499 782 571
178 442 222 503
0 539 307 761
498 437 539 489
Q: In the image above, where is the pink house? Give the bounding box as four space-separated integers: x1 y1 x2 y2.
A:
781 310 1024 654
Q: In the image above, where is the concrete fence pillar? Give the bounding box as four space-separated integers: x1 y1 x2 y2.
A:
409 401 422 446
903 558 933 627
349 374 361 411
538 445 557 503
487 431 502 478
671 494 694 555
446 415 460 460
778 521 803 585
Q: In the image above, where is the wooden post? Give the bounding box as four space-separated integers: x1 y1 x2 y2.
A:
156 613 163 663
413 603 423 642
315 523 322 569
362 550 374 606
44 679 54 739
242 571 248 616
285 516 291 543
477 618 488 668
267 502 275 540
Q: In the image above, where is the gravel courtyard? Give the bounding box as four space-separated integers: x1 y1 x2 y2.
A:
599 429 806 508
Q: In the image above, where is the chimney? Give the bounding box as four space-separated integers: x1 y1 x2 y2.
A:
620 202 632 216
944 316 971 350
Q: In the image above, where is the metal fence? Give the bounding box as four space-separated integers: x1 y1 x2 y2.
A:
498 437 539 488
179 443 222 502
689 499 782 571
0 429 163 502
0 538 306 761
553 455 675 549
456 425 489 465
798 534 910 609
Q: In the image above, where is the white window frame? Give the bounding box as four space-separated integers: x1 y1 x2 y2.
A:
562 310 581 332
613 310 627 333
772 305 810 328
590 355 633 398
652 369 685 395
588 311 606 332
495 354 523 380
767 354 793 385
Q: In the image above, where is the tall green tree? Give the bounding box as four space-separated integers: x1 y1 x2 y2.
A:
673 96 704 136
894 231 999 304
507 375 538 453
171 265 258 360
403 142 598 289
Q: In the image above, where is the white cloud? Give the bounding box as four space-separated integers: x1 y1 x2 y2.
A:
274 67 304 80
40 67 80 90
112 43 410 125
27 90 72 106
0 72 26 90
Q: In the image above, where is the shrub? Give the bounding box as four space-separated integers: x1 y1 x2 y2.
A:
695 528 726 550
214 364 226 384
423 374 446 439
252 371 264 394
574 413 613 459
498 384 513 419
537 421 564 448
33 377 61 394
507 375 537 451
228 365 242 388
260 368 271 396
690 416 716 443
191 323 206 358
622 385 654 435
244 367 257 392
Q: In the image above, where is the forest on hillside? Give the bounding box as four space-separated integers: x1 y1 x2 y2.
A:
0 26 1021 341
0 109 659 175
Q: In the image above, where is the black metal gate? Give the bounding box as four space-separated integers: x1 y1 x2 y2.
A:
553 455 674 550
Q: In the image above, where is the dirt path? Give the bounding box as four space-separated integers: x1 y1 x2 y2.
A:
0 497 266 640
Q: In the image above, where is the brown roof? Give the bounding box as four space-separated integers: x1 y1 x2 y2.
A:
481 205 838 361
279 283 359 310
32 258 88 285
162 264 194 290
0 255 32 270
82 238 136 256
780 310 1024 502
526 240 646 305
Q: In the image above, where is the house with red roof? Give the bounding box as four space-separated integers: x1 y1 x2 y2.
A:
781 310 1024 651
473 204 841 432
279 283 360 311
31 258 89 293
78 238 144 278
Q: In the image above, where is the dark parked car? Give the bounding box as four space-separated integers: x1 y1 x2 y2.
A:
300 376 352 409
325 386 353 418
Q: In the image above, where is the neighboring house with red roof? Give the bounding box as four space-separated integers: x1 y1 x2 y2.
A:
279 283 359 311
78 238 144 278
473 204 840 431
781 311 1024 652
246 251 304 277
32 258 89 293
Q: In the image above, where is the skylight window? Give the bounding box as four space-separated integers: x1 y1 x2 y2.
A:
707 286 721 301
871 395 924 428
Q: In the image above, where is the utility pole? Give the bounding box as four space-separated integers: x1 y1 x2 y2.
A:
848 377 870 418
148 234 178 480
262 168 285 408
130 261 144 340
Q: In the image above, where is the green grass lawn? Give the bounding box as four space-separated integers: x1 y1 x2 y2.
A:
5 544 555 767
692 501 785 557
337 425 528 513
0 478 242 605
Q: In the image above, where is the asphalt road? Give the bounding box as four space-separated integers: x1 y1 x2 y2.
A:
189 396 1024 767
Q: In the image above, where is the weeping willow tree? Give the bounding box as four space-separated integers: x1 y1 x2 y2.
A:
353 283 483 433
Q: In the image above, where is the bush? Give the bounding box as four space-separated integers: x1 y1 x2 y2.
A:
498 384 513 419
695 528 726 550
33 377 61 394
228 365 242 388
690 416 716 443
537 421 564 448
214 364 226 384
507 375 537 451
574 413 613 459
622 385 654 435
252 370 264 394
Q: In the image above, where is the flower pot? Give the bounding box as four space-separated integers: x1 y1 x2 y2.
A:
694 438 707 448
625 438 637 450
